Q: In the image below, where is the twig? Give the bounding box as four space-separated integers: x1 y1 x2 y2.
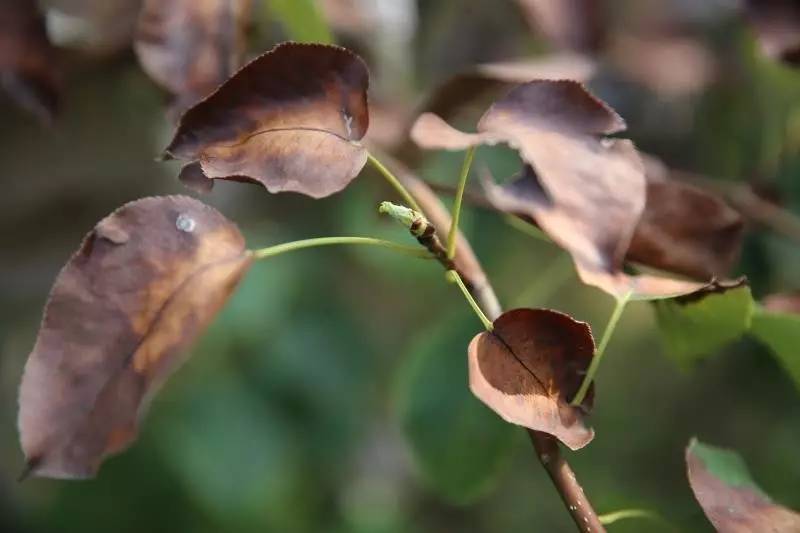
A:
370 148 502 319
370 147 605 533
528 431 606 532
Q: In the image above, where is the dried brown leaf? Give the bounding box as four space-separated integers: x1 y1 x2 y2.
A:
627 179 743 280
134 0 251 116
0 0 59 122
468 308 595 450
164 42 370 198
481 167 706 299
413 80 642 273
411 81 704 298
18 196 252 479
687 439 800 532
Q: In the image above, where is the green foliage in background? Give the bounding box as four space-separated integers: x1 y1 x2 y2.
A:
396 313 517 503
654 285 754 365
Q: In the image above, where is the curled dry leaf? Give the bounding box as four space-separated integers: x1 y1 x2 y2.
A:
482 147 742 292
744 0 800 66
18 196 252 479
686 438 800 532
164 42 370 198
468 308 595 450
482 166 705 300
627 176 744 281
412 80 644 278
0 0 60 122
412 80 705 299
134 0 251 116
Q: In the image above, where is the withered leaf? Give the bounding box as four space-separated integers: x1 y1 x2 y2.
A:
0 0 59 122
745 0 800 66
164 41 370 198
18 196 252 479
412 81 647 298
481 166 703 300
626 176 743 281
687 438 800 532
468 308 595 450
134 0 251 116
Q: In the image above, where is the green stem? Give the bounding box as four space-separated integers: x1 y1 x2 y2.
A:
598 509 661 526
251 236 431 260
447 146 476 260
504 214 552 243
571 291 632 406
367 152 423 213
447 270 493 331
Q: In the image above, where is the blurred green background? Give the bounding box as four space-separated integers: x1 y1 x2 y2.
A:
2 1 800 532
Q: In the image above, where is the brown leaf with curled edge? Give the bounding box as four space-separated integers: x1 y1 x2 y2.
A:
134 0 251 117
627 179 744 280
412 80 692 299
164 42 370 198
0 0 59 122
745 0 800 66
468 309 595 450
686 438 800 532
18 196 252 479
481 167 704 299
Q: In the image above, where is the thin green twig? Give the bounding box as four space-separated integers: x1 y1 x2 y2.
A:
251 236 431 260
367 152 423 212
571 291 632 406
447 147 476 260
447 270 493 331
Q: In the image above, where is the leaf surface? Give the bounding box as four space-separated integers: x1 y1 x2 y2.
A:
653 279 753 365
687 438 800 532
751 292 800 391
18 195 252 479
165 42 370 198
468 308 595 450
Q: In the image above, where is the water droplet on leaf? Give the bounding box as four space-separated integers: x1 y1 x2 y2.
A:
176 213 196 232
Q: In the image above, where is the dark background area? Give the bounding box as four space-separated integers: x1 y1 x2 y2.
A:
2 1 799 531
